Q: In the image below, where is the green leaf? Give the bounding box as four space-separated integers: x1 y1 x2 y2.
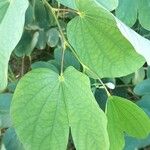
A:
106 96 150 150
0 93 12 128
115 0 138 27
67 0 145 78
36 30 47 50
0 0 9 23
116 0 150 30
132 67 145 85
14 31 39 57
147 66 150 78
3 128 24 150
31 61 59 73
11 67 109 150
134 79 150 95
57 0 77 9
0 0 28 91
57 0 118 11
124 135 150 150
46 28 60 47
96 0 118 11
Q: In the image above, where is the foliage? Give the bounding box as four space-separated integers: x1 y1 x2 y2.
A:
0 0 150 150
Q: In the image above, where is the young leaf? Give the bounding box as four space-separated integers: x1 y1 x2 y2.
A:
106 96 150 150
67 0 145 78
11 67 109 150
0 0 28 91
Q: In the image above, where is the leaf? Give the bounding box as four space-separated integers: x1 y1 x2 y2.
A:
57 0 118 11
11 67 109 150
115 0 138 27
147 66 150 78
31 61 59 73
57 0 77 10
116 0 150 30
124 135 150 150
46 28 60 47
3 128 24 150
36 30 47 50
0 0 9 23
0 93 12 128
106 96 150 150
96 0 118 11
0 0 28 91
14 31 39 57
67 0 146 78
134 79 150 95
132 67 145 85
116 19 150 65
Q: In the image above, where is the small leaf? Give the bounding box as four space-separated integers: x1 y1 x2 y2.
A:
0 0 28 91
3 128 24 150
46 28 60 47
106 96 150 150
132 67 145 85
0 93 12 128
134 79 150 95
36 30 47 50
11 67 109 150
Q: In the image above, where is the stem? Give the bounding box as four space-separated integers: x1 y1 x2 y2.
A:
43 0 66 75
83 66 111 97
8 65 16 81
21 56 25 76
53 8 78 14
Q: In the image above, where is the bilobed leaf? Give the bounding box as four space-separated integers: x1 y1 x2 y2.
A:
106 96 150 150
67 0 146 78
116 0 150 30
0 0 28 91
11 67 109 150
